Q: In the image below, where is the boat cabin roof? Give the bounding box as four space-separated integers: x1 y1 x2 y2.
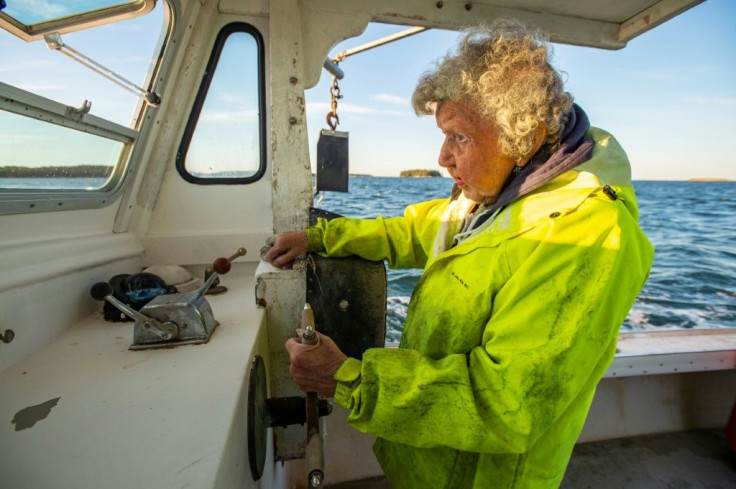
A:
0 0 705 49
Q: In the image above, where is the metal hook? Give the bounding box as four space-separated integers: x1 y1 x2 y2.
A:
325 112 339 131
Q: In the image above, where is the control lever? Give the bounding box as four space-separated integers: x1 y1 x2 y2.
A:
90 248 246 349
90 282 179 340
301 303 324 488
204 247 247 295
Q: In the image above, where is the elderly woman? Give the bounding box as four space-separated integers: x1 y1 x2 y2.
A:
265 19 653 489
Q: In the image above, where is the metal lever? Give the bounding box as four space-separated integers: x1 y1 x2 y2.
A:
192 270 220 299
203 247 247 295
90 282 178 340
301 303 324 488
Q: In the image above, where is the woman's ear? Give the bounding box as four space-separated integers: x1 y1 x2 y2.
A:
531 125 547 156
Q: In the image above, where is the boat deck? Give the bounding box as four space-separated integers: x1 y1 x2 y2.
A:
329 428 736 489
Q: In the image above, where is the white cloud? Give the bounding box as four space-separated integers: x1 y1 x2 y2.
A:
0 134 48 145
200 109 259 122
0 60 58 73
120 56 148 64
17 82 67 92
100 23 144 33
216 93 250 104
9 0 67 20
371 93 409 105
683 95 736 108
306 101 408 117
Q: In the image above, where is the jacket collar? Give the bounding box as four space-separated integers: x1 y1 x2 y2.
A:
469 104 595 232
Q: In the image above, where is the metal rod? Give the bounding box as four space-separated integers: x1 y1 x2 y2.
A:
57 49 143 98
332 26 429 62
104 294 143 322
194 271 220 299
227 247 248 262
44 32 160 106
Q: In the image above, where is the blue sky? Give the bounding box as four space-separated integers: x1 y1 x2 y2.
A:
1 0 734 180
305 0 736 180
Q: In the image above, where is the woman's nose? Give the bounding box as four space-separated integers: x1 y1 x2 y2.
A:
438 138 452 167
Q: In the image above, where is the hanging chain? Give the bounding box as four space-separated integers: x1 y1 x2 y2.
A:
326 75 342 131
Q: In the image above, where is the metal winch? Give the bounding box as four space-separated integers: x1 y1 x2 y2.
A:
90 248 246 350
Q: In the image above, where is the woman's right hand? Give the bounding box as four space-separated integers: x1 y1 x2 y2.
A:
262 230 309 269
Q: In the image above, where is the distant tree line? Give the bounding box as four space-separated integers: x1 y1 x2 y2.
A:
399 169 442 177
0 165 112 178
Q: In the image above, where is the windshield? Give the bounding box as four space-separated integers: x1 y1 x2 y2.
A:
0 0 165 196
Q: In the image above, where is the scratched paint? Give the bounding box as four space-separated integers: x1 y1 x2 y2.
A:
11 397 61 431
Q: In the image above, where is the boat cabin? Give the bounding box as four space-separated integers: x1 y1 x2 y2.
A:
1 0 734 488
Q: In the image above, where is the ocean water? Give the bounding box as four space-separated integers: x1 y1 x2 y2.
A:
316 177 736 342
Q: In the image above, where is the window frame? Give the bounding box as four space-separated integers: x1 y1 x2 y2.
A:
0 1 171 216
0 0 156 42
175 22 266 185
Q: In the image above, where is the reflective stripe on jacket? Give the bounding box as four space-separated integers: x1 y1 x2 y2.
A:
306 127 654 489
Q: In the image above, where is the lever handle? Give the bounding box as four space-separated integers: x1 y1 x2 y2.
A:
193 272 221 299
301 303 324 488
201 247 248 296
90 282 142 321
90 282 179 340
213 247 247 274
301 303 317 345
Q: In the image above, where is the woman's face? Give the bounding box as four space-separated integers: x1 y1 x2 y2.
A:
435 100 517 203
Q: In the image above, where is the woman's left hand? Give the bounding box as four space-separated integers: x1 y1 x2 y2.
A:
263 231 309 269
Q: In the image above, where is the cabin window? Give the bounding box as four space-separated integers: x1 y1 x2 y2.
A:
176 23 265 184
0 0 156 42
0 0 167 213
0 110 125 190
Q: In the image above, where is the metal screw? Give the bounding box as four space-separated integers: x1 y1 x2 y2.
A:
290 76 298 84
289 116 298 125
1 329 15 344
309 472 323 487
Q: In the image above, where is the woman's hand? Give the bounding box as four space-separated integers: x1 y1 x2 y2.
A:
262 230 309 269
285 330 347 397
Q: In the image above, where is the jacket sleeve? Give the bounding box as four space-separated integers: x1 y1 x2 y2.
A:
333 197 654 454
306 199 447 269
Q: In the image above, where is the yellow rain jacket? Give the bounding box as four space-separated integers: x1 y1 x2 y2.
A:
306 127 654 489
